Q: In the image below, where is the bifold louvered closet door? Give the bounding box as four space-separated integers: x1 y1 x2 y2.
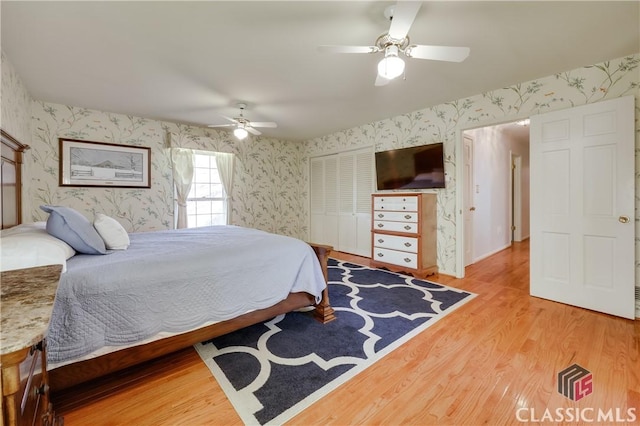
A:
310 147 374 257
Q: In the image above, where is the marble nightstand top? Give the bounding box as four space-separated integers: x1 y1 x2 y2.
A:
1 265 62 355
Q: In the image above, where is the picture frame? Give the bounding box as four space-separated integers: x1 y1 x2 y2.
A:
59 138 151 188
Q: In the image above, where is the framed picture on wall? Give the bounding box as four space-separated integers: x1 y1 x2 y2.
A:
59 138 151 188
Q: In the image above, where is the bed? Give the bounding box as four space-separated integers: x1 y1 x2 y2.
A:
0 130 335 393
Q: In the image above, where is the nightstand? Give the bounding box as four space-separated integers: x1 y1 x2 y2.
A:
1 265 63 426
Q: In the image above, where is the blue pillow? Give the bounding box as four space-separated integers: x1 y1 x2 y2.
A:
40 205 107 255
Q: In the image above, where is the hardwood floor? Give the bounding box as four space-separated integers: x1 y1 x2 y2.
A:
53 240 639 425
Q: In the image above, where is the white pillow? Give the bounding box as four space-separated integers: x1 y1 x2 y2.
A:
0 221 47 237
0 228 76 273
94 213 130 250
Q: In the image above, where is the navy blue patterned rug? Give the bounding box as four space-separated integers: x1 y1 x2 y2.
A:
195 259 475 425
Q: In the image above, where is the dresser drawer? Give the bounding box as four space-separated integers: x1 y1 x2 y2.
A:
373 196 418 212
373 220 418 234
373 233 418 253
372 247 418 269
372 210 418 223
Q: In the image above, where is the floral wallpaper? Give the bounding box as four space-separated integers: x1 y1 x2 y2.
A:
1 51 32 145
304 54 639 276
25 103 307 237
168 130 307 235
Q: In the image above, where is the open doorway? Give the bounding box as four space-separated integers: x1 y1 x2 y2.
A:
461 120 530 269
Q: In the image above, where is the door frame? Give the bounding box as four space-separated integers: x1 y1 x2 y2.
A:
455 116 530 278
463 134 474 267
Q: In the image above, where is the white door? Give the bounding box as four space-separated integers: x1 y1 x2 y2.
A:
338 154 356 253
310 148 373 256
338 148 373 257
310 156 338 248
354 149 374 257
463 135 475 266
511 154 523 242
530 96 635 319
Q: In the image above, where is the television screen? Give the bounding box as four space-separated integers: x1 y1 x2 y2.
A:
375 143 445 190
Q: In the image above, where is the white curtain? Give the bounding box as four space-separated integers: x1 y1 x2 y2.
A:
171 148 194 229
215 152 234 223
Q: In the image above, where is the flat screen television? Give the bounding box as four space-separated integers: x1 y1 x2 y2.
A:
375 143 445 190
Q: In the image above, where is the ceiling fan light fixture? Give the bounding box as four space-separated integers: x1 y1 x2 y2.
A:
377 45 405 80
233 127 248 140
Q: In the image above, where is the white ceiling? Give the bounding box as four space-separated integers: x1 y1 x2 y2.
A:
2 1 638 142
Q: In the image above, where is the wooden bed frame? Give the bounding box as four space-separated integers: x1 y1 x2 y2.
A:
49 243 334 392
0 129 335 393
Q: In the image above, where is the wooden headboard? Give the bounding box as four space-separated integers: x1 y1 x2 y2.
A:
1 129 29 229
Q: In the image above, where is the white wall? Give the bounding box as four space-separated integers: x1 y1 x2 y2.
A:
465 126 510 261
503 125 530 240
463 122 530 263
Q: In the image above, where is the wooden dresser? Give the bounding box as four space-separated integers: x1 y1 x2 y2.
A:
1 265 63 426
371 193 438 278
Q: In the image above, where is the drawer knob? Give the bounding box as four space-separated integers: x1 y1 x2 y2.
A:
378 213 384 218
377 253 384 258
378 239 384 243
404 225 411 230
404 215 412 219
404 258 411 263
404 242 412 247
377 223 384 228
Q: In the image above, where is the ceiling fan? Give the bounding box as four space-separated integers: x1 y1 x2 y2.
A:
208 103 277 139
318 1 470 86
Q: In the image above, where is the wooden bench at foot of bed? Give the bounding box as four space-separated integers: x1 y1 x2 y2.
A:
49 243 334 392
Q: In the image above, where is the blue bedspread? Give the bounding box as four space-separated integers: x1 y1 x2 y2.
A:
47 226 326 364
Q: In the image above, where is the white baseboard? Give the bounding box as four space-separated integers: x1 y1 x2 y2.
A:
472 243 512 264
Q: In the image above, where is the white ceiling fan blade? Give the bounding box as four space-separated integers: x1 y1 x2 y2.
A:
405 45 470 62
388 1 422 40
318 45 379 54
219 115 238 123
249 121 277 128
246 127 262 136
375 74 391 87
208 123 235 128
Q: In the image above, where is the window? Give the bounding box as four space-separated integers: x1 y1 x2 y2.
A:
186 152 227 227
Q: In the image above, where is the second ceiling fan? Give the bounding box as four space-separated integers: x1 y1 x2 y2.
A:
208 103 277 139
319 1 470 86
